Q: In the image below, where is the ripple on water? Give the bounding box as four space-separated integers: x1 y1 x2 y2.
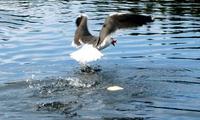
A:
0 65 200 119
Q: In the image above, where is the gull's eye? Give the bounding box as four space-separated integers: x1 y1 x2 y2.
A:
103 24 106 27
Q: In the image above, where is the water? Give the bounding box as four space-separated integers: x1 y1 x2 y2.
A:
0 0 200 119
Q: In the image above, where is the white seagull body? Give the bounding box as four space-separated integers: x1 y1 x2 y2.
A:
70 13 153 64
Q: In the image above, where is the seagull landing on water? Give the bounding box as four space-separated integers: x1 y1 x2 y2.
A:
70 13 154 67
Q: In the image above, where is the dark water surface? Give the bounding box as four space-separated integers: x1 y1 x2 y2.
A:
0 0 200 119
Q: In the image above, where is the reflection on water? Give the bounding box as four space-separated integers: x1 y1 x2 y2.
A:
0 0 200 120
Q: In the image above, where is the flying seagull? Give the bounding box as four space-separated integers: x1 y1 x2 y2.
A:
70 13 153 64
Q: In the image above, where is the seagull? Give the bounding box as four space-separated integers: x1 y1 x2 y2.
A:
70 13 153 65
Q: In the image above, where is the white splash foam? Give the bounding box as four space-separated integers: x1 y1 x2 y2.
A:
67 77 92 88
70 44 103 64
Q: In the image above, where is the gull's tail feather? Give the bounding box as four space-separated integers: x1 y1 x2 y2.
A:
70 44 103 64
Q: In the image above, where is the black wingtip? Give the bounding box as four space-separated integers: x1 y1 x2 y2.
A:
148 15 154 22
112 13 154 26
138 15 154 24
76 16 82 27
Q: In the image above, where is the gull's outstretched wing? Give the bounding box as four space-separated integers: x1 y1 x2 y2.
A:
97 13 153 47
